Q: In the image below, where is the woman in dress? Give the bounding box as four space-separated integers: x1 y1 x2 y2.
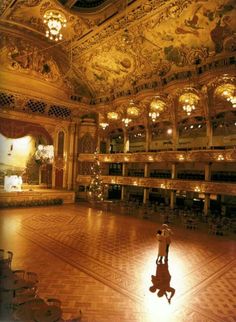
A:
156 230 167 263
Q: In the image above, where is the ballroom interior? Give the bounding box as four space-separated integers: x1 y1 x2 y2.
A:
0 0 236 321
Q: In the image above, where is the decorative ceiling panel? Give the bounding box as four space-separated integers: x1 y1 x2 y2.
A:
0 0 235 99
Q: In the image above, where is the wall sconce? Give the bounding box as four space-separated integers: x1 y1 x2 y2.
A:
194 186 201 192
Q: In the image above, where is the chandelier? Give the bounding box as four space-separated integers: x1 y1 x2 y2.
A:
107 111 119 120
121 99 140 127
127 100 139 117
149 111 160 122
180 93 199 116
99 122 109 130
43 10 67 41
183 101 196 115
122 117 132 127
149 97 165 122
35 145 54 164
222 89 236 108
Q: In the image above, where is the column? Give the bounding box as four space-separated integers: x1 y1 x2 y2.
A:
205 162 212 181
204 193 210 217
143 163 149 204
171 163 177 179
170 190 176 209
123 128 129 153
73 122 79 188
172 123 179 151
106 136 110 153
121 163 127 201
39 167 42 185
122 163 127 176
143 187 149 204
145 125 151 152
97 130 101 152
206 120 213 148
67 123 76 190
121 186 125 201
144 163 149 177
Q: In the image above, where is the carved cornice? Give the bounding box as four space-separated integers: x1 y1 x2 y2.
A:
76 175 236 196
78 149 236 163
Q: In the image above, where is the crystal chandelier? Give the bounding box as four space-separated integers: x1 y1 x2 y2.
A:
222 90 236 108
180 93 199 116
99 122 109 130
35 145 54 164
43 10 67 41
107 111 119 120
122 117 132 127
122 99 139 127
149 97 165 122
183 101 196 115
149 111 160 122
127 99 139 117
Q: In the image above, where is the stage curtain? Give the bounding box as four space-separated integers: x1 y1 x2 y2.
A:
0 117 52 143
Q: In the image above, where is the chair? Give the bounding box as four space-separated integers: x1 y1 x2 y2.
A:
13 269 25 280
0 251 13 268
47 298 62 307
26 272 39 284
12 286 39 307
208 223 217 235
0 249 4 259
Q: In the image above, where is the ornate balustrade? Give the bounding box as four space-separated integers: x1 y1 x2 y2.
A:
76 175 236 196
78 149 236 163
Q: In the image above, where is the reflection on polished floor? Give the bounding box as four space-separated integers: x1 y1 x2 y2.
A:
0 203 235 322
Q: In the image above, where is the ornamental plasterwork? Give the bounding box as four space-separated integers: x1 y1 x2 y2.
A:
0 34 66 85
76 174 236 195
73 0 235 96
77 149 236 163
76 44 135 95
1 0 236 100
0 0 12 16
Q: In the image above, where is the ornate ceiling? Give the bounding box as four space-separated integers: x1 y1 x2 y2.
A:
0 0 235 100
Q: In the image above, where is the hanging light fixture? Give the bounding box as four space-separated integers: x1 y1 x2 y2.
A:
122 99 139 127
179 92 199 116
149 97 165 122
222 88 236 108
99 122 109 130
43 10 67 41
107 111 119 120
122 117 132 127
149 111 160 122
127 99 139 117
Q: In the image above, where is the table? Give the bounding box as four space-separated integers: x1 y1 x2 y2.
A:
33 305 62 322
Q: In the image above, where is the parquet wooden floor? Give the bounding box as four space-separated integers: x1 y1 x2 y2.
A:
0 203 235 322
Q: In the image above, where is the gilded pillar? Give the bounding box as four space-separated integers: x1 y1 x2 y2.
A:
67 123 76 190
123 128 129 153
205 163 212 181
204 193 210 216
121 186 125 201
171 163 177 179
145 125 151 152
143 187 149 204
170 190 176 209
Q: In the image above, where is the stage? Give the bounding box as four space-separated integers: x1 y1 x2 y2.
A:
0 186 75 206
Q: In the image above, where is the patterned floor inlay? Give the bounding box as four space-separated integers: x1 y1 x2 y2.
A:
0 204 235 322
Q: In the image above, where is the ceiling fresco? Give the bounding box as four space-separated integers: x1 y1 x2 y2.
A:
0 0 235 98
